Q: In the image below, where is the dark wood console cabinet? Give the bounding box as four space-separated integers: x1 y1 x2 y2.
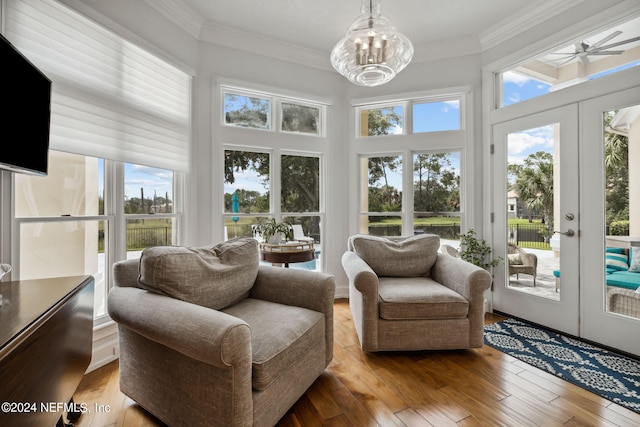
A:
0 275 94 427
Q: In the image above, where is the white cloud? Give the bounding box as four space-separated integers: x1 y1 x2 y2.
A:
507 125 554 160
503 71 530 87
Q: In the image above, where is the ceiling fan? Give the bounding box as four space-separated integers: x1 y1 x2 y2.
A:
552 30 640 66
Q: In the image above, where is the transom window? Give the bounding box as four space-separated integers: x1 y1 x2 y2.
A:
222 87 325 137
356 95 462 138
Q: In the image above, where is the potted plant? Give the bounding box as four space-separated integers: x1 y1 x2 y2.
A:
458 229 502 271
256 218 293 244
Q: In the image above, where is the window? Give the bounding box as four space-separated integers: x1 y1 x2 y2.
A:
359 155 403 236
413 100 461 132
221 85 326 136
223 92 272 130
281 103 320 135
6 0 190 323
223 149 271 239
358 105 404 137
355 91 468 240
413 152 461 239
14 152 181 320
497 17 640 108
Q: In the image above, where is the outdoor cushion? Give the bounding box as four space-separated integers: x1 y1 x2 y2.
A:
378 277 469 320
629 247 640 272
137 237 259 310
222 298 325 391
349 234 440 277
605 248 629 271
606 271 640 290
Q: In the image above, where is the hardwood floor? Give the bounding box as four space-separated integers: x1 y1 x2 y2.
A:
72 299 640 426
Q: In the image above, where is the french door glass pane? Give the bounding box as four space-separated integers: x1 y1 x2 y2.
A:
506 124 559 300
604 105 639 319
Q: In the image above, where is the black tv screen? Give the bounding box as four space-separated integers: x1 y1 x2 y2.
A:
0 33 51 176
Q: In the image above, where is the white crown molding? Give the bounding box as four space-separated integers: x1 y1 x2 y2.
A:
200 23 334 71
479 0 586 51
144 0 203 39
413 35 482 63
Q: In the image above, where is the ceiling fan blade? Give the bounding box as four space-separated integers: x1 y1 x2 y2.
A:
557 56 578 66
586 50 625 55
592 36 640 51
590 30 622 49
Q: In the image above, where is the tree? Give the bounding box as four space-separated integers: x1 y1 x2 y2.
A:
413 153 459 212
604 110 629 224
366 107 403 212
512 151 555 241
281 104 318 134
224 94 270 129
281 155 320 212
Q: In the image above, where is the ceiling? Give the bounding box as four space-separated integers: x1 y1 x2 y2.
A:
148 0 640 77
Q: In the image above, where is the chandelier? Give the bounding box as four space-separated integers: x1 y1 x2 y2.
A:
331 0 413 87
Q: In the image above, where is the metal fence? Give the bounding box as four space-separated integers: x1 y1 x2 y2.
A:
508 223 550 250
369 223 460 239
127 227 172 249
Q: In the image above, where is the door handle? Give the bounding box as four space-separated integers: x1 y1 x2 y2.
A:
554 229 575 237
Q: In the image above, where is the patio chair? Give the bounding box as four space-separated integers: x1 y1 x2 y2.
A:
292 224 314 243
507 242 538 286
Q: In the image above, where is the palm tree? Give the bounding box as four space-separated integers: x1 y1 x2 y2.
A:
514 151 555 242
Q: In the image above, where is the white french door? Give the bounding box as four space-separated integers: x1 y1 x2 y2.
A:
581 86 640 356
492 105 580 336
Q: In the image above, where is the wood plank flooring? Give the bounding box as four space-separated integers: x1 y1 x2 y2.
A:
71 299 640 426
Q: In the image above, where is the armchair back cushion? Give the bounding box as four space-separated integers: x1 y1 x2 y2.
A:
348 234 440 277
138 237 259 310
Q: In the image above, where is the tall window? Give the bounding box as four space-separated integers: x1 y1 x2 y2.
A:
5 0 191 322
219 84 327 271
355 92 467 240
14 152 180 319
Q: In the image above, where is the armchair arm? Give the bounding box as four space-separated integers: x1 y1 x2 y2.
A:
250 265 335 365
108 287 251 368
341 251 380 351
521 252 538 268
431 253 492 303
112 258 141 288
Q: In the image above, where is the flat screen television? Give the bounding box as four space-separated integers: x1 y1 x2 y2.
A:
0 32 51 176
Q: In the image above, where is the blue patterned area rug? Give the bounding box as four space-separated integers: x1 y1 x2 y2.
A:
484 318 640 413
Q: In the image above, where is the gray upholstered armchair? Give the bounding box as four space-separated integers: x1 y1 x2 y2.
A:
342 234 492 352
108 237 335 427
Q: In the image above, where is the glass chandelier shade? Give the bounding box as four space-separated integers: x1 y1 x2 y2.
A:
331 0 414 87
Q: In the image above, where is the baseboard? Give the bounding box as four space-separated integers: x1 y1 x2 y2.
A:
87 320 119 373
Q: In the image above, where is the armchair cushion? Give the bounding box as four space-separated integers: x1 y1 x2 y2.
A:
378 277 469 320
348 234 440 277
222 298 325 391
138 237 259 310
